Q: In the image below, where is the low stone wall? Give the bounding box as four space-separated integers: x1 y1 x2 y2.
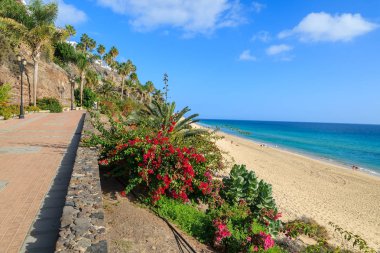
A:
55 113 107 253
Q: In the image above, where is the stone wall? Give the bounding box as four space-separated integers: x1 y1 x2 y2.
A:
55 113 107 253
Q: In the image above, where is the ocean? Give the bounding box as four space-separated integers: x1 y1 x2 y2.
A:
199 119 380 176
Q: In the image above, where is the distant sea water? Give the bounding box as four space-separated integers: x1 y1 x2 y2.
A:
199 119 380 176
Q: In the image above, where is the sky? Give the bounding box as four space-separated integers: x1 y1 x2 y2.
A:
49 0 380 124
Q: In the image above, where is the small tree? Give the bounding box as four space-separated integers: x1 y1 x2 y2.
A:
74 87 97 108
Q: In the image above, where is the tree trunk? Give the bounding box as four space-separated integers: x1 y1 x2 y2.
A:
121 76 124 99
80 71 85 107
24 69 32 105
32 57 39 106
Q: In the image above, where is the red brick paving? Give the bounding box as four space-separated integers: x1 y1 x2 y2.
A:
0 111 85 253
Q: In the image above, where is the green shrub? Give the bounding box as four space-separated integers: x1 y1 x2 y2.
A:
156 196 214 244
284 218 329 241
54 41 78 65
0 106 14 119
37 97 63 113
25 105 40 112
74 87 97 108
0 104 19 119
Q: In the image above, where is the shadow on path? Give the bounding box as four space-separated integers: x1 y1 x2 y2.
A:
21 113 85 253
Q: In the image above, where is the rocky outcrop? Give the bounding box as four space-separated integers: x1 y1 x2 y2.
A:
0 59 74 107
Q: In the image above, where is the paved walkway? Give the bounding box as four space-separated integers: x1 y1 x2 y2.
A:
0 111 85 253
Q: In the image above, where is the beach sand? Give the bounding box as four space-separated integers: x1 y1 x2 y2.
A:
200 127 380 249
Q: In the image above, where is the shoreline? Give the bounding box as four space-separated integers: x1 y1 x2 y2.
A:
198 123 380 179
193 123 380 249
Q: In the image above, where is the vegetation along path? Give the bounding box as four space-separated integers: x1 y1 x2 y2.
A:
0 111 85 253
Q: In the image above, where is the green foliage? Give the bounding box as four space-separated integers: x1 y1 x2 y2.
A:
0 33 14 62
329 222 375 253
37 97 62 112
0 104 18 119
155 196 214 244
0 0 29 23
0 0 60 54
284 218 329 241
0 83 12 105
221 165 282 237
222 164 277 214
74 87 97 108
136 100 207 139
25 105 40 112
54 41 78 66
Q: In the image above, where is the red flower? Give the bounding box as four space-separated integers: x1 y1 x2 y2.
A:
199 182 211 195
98 159 109 166
120 191 126 197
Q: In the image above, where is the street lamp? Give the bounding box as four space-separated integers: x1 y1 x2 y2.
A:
17 55 27 119
69 77 75 110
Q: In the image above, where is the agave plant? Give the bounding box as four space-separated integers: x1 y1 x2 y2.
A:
133 100 207 138
222 164 277 213
221 164 282 236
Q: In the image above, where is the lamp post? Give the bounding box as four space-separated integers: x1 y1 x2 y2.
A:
17 55 27 119
70 77 75 110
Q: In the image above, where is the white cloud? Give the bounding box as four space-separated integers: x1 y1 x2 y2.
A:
96 0 245 35
251 30 271 42
252 1 265 13
55 1 87 26
239 50 256 61
266 44 293 55
278 12 378 42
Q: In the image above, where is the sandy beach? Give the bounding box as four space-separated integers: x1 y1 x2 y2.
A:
205 128 380 249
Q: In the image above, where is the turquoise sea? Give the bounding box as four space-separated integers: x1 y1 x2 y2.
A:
199 119 380 176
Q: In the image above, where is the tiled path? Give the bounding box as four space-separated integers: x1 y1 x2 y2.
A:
0 111 85 253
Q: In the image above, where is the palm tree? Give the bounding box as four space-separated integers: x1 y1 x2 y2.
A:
117 60 135 98
85 69 100 89
78 33 96 53
64 24 76 40
109 46 119 59
137 101 207 138
144 81 155 104
0 0 61 106
129 72 139 99
102 52 112 66
97 44 105 59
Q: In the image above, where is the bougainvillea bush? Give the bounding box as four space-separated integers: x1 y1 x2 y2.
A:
99 121 214 203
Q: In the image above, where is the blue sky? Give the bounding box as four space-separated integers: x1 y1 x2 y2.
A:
52 0 380 124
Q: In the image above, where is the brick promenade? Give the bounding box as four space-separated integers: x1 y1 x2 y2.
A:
0 111 85 253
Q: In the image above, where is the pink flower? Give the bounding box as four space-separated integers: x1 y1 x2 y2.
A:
213 220 231 243
259 231 275 250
